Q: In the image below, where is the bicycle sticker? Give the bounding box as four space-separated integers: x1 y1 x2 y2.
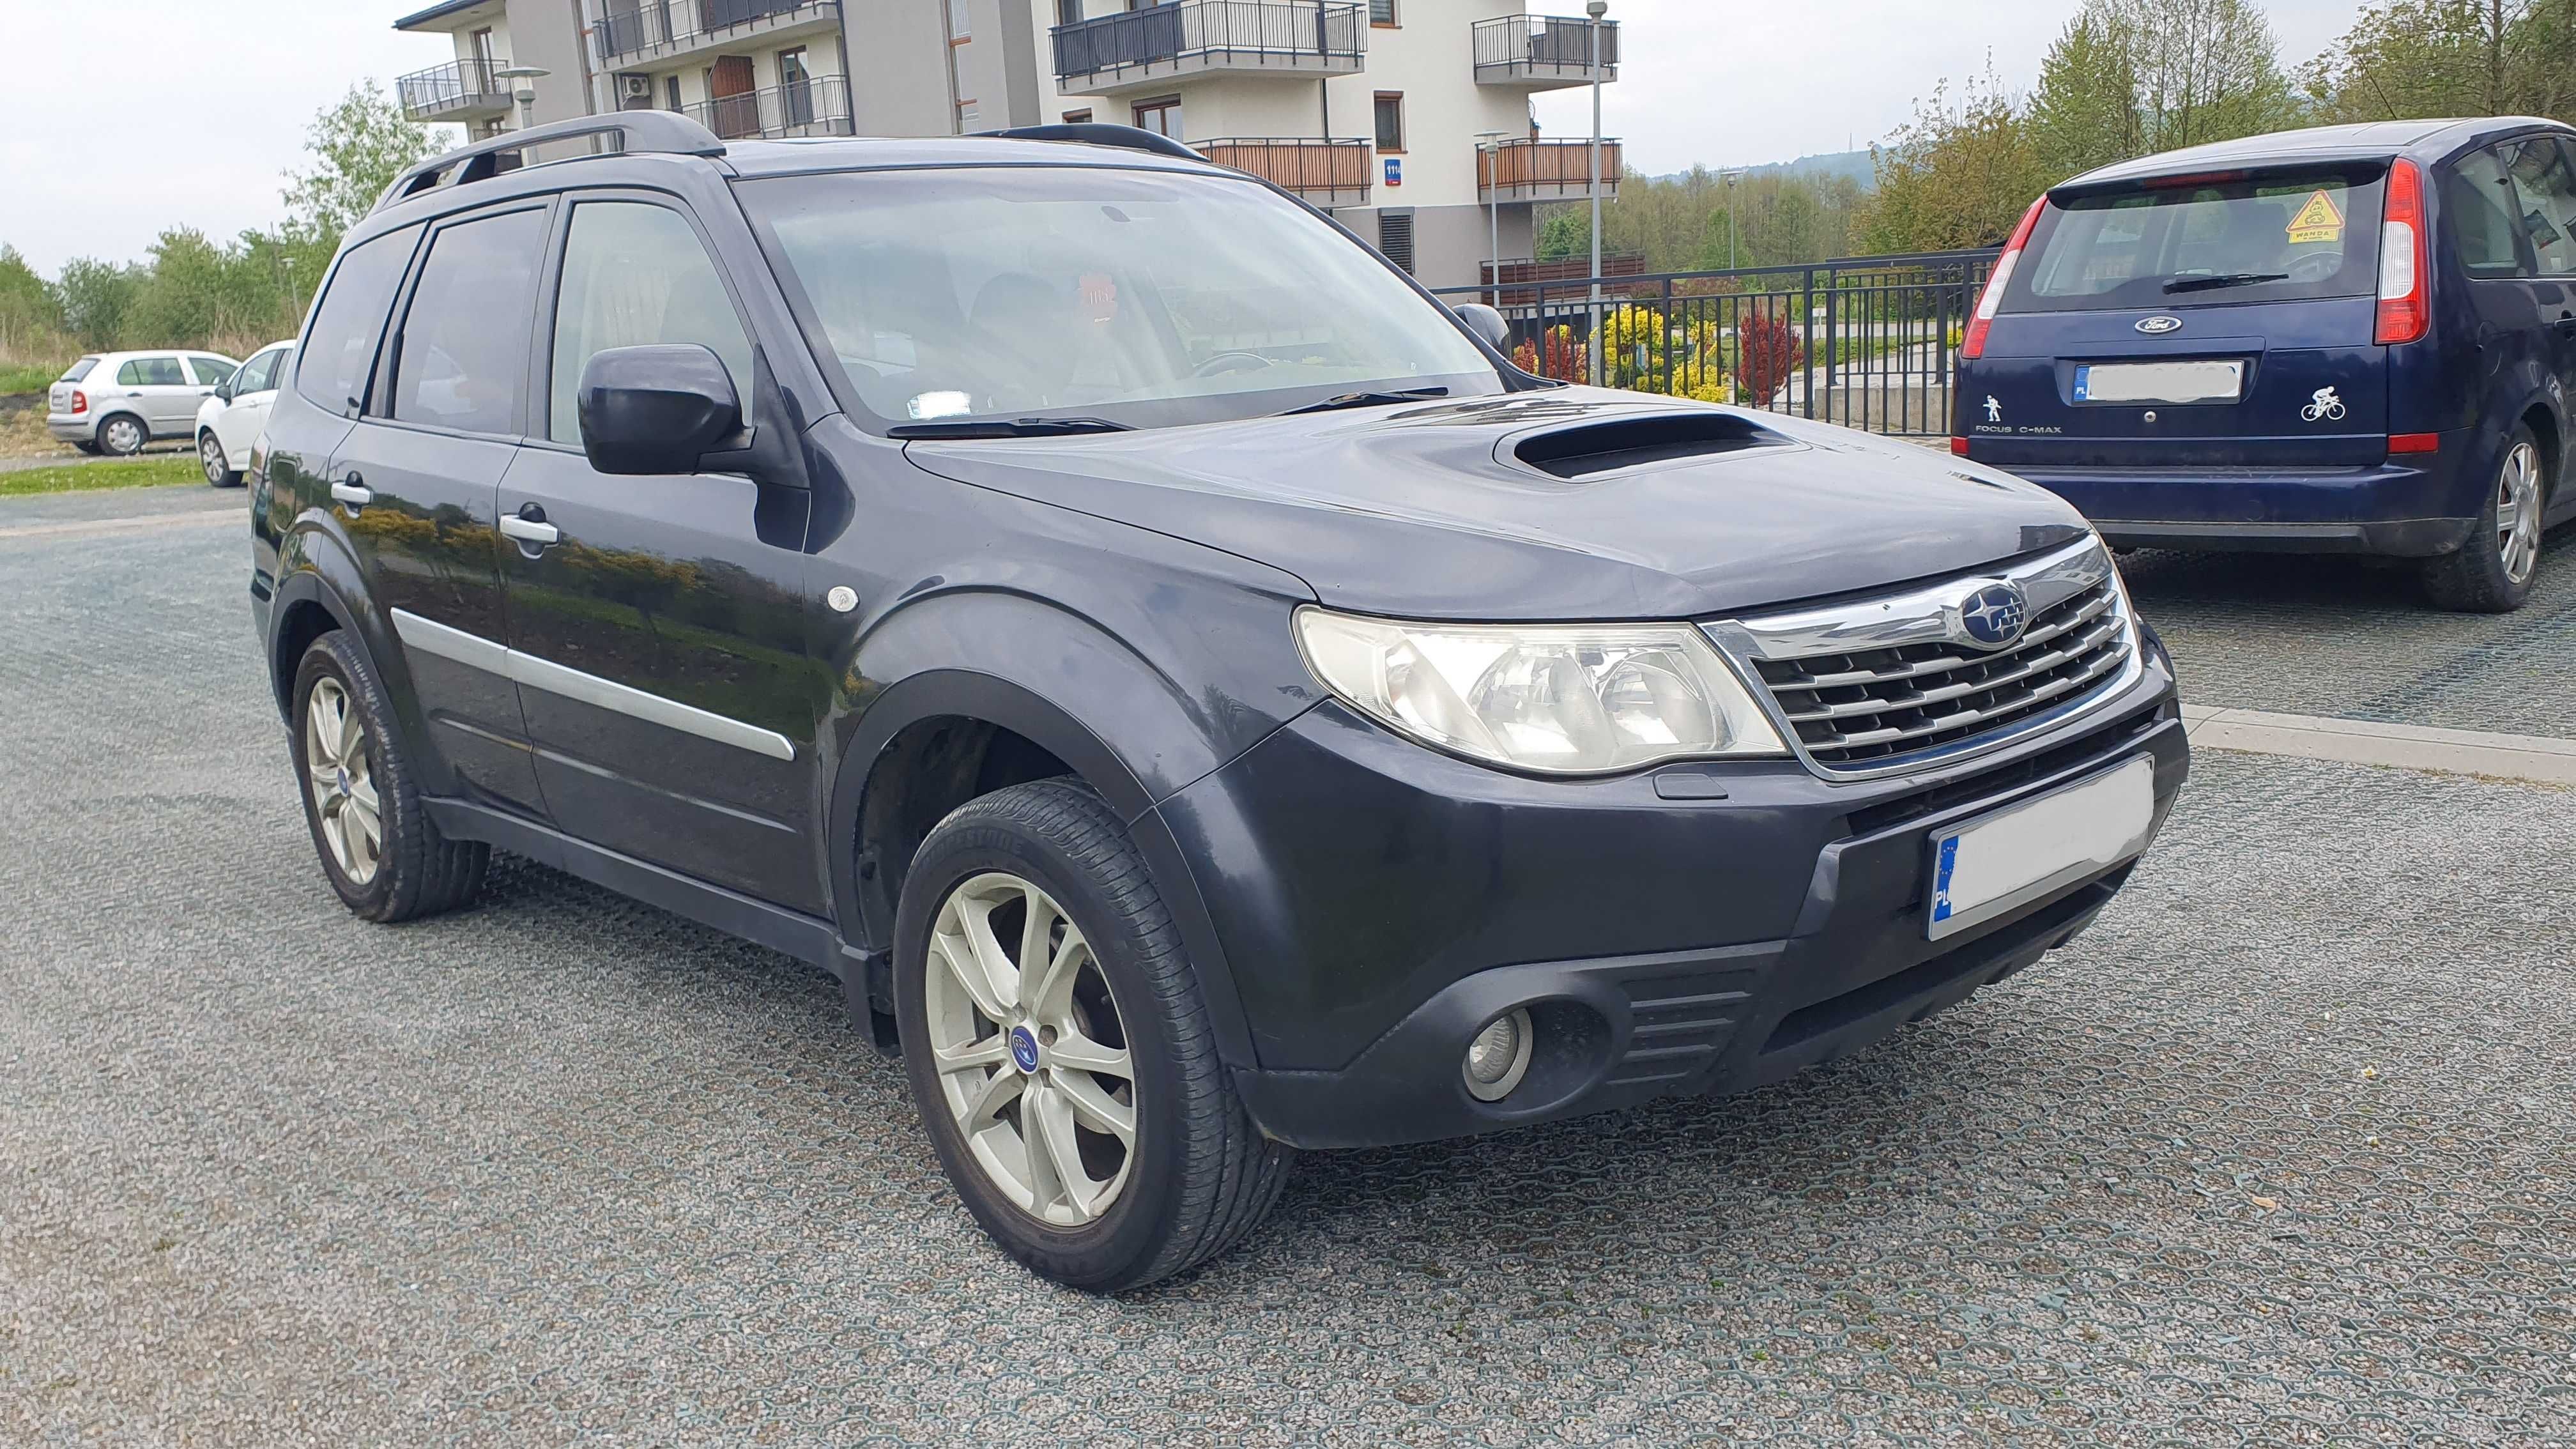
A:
2286 190 2345 245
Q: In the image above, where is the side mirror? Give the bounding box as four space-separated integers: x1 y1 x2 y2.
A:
577 344 743 475
1451 302 1511 353
212 377 234 402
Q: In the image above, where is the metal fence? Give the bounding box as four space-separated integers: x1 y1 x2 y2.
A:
1432 250 2000 439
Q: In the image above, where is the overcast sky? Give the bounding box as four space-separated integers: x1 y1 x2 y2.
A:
1 0 2366 277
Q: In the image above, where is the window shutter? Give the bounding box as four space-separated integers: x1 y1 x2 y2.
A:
1377 212 1416 275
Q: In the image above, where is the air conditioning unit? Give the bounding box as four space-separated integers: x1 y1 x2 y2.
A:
619 73 654 102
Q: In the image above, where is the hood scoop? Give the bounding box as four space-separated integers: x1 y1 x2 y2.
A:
1509 411 1790 481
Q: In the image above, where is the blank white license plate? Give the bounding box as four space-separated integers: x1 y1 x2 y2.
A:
1927 756 2157 940
2073 360 2243 404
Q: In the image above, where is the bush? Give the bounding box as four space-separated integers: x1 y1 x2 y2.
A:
1735 307 1806 404
1512 325 1588 383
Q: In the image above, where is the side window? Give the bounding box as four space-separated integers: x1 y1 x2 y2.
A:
393 208 549 436
2499 136 2576 277
125 356 188 385
188 356 238 387
242 349 280 394
548 201 754 446
298 225 425 413
2444 148 2528 279
116 360 144 387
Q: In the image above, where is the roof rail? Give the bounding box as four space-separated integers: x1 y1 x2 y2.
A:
371 112 729 215
977 123 1206 163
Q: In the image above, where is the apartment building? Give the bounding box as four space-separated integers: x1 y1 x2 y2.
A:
395 0 1620 290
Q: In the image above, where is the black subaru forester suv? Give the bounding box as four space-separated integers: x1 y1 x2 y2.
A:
249 115 2189 1291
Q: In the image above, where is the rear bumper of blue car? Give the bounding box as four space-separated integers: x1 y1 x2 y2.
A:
1998 433 2483 558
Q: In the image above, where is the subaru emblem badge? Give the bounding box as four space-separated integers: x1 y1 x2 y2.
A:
1956 581 2030 650
2135 315 2183 335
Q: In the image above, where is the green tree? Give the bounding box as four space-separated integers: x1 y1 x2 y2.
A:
2027 0 2297 184
2303 0 2576 121
0 246 66 362
1857 70 2055 254
280 82 449 261
54 258 142 351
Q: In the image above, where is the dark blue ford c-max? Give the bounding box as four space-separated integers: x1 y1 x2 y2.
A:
1956 118 2576 611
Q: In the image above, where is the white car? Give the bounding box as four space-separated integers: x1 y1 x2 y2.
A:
194 341 293 487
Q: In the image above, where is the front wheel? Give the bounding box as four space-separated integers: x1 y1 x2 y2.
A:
199 431 239 487
2422 424 2546 613
894 779 1292 1292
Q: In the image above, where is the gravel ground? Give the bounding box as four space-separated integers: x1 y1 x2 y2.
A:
2124 527 2576 740
2 505 2572 1446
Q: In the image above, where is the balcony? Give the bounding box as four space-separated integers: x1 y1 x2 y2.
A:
397 59 513 123
680 74 854 141
1478 137 1621 203
595 0 841 70
1476 253 1648 307
1052 1 1365 98
1195 137 1372 208
1472 14 1617 89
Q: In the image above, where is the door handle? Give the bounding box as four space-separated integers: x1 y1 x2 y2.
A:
330 475 372 509
499 510 560 547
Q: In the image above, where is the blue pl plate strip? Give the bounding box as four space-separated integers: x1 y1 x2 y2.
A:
2072 365 2092 402
1931 834 1961 926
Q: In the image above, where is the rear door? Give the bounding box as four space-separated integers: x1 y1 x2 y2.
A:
120 354 204 433
1966 166 2391 470
328 200 555 818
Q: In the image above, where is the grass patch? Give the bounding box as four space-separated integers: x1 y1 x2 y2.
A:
0 457 202 497
0 362 67 396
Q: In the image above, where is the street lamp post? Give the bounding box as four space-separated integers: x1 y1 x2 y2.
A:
494 65 549 165
1475 128 1509 307
1585 0 1607 386
1722 167 1745 271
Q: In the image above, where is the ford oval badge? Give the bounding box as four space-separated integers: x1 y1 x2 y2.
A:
2135 315 2184 335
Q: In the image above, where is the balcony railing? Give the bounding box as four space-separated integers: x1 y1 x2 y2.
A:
1471 14 1617 87
1477 253 1648 308
397 58 512 122
1052 1 1365 93
597 0 840 66
1195 137 1372 206
681 74 854 141
1478 138 1622 202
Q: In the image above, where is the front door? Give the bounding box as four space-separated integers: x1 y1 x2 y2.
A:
500 195 824 911
332 201 555 818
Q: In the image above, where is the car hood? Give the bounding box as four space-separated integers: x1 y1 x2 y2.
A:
900 390 2094 620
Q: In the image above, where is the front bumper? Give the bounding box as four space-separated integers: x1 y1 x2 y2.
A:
1159 643 2186 1151
2003 443 2482 558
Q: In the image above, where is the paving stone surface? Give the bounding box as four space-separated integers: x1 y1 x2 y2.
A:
1 500 2570 1446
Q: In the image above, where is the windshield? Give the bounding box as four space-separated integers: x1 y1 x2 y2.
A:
2010 167 2387 312
742 166 1504 431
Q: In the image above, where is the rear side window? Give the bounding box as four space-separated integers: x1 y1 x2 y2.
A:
2445 148 2526 278
2497 135 2576 277
548 201 753 445
2011 168 2387 311
117 356 187 386
393 208 548 436
59 358 97 383
298 225 424 414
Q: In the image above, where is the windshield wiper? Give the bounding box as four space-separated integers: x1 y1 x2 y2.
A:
1276 387 1451 416
2162 272 2290 295
887 416 1134 440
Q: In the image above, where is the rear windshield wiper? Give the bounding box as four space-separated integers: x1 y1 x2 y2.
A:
2162 272 2290 295
1276 387 1450 416
887 416 1134 439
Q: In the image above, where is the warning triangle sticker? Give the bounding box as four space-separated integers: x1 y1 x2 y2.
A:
2286 190 2345 244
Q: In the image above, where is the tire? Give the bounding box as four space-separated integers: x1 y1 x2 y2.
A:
2422 423 2547 613
289 631 488 923
199 431 240 487
72 440 102 456
894 778 1292 1292
96 414 148 457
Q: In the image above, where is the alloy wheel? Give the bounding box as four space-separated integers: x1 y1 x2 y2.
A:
200 434 227 485
923 871 1137 1227
304 677 382 885
2497 440 2543 586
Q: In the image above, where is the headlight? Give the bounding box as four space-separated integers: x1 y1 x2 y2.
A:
1294 607 1788 776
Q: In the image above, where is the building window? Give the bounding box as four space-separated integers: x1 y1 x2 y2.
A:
1132 96 1182 137
1062 109 1093 123
1377 211 1416 274
947 0 971 42
1370 0 1396 24
664 74 682 111
1058 0 1084 21
957 100 980 129
1373 93 1404 153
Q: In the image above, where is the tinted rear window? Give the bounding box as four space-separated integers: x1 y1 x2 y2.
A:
2009 167 2387 312
59 358 97 383
297 224 424 414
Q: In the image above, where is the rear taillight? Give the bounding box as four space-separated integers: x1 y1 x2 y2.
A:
70 390 87 415
2375 159 2428 346
1962 196 2047 361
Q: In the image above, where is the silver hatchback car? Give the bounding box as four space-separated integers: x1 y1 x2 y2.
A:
47 349 240 455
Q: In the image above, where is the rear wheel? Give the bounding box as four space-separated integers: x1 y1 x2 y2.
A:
199 431 239 487
97 415 147 457
72 440 102 456
290 631 488 923
2423 424 2546 613
894 779 1292 1292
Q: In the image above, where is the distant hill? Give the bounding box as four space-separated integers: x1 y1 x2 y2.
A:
1650 150 1878 190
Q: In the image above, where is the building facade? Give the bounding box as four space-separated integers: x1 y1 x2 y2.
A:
395 0 1619 290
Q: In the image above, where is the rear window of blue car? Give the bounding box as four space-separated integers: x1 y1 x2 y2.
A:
2008 166 2388 312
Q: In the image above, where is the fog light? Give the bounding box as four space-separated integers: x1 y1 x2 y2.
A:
1462 1008 1534 1102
